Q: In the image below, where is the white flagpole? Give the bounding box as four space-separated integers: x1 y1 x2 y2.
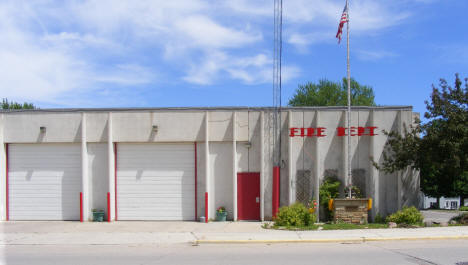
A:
346 0 352 199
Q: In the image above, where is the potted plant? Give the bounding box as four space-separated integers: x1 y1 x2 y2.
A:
216 206 227 221
92 209 105 222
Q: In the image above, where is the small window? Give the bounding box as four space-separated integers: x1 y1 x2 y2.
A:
451 201 458 209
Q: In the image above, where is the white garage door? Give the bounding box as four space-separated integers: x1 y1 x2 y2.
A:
8 144 81 220
117 143 195 220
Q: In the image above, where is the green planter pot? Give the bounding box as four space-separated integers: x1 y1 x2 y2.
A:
92 211 105 222
215 211 227 221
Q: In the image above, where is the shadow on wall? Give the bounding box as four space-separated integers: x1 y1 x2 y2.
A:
402 167 420 208
323 116 343 194
378 116 400 216
352 168 367 198
211 143 234 221
89 144 109 219
296 170 311 205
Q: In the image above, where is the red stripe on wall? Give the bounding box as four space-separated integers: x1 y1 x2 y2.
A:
80 192 83 222
5 143 9 221
107 192 111 222
194 142 197 221
114 143 117 221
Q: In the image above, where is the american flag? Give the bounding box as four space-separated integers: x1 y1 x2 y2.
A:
336 2 349 44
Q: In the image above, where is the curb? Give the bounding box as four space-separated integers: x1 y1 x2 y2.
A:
195 235 468 244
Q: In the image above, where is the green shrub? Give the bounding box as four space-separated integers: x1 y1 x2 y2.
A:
319 176 341 221
459 206 468 211
350 185 363 198
451 213 468 224
273 202 317 227
385 206 424 225
374 213 386 224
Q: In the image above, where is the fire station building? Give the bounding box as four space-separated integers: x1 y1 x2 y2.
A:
0 106 420 222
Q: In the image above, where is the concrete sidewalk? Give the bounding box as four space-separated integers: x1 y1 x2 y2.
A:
2 221 468 245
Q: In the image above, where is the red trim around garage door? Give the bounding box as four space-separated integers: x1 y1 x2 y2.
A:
5 143 9 221
114 142 118 221
194 142 197 221
107 192 111 222
80 192 83 222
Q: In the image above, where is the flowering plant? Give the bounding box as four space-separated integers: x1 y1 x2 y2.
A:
307 199 317 213
216 206 226 213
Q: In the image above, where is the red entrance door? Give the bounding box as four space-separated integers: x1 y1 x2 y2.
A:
237 172 260 221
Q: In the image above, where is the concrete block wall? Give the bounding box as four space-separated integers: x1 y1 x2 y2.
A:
0 107 419 221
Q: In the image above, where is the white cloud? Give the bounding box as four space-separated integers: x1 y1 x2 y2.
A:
0 0 434 106
175 16 261 49
288 31 335 52
0 49 86 102
350 1 410 32
92 64 156 86
282 0 411 32
0 1 162 105
0 0 276 105
42 32 119 50
224 0 271 16
183 51 227 85
183 52 300 85
355 50 398 61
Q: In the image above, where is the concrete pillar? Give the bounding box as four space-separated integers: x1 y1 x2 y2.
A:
204 112 210 220
260 111 265 221
0 114 5 221
314 111 320 221
288 111 293 205
232 112 238 221
81 113 89 221
369 110 378 220
107 112 115 221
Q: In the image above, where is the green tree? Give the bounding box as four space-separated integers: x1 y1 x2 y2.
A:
288 78 376 106
377 74 468 207
1 98 36 109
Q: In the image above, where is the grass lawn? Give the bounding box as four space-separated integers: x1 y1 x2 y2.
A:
267 222 467 230
320 223 389 230
267 223 389 231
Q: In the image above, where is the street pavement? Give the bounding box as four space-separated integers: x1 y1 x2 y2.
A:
1 221 468 245
2 221 468 264
2 240 468 265
421 210 465 223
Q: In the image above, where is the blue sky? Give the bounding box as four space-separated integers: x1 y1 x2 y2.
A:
0 0 467 117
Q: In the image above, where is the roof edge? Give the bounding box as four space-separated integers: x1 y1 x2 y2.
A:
0 105 414 113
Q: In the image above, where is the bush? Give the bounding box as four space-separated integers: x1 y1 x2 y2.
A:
450 212 468 224
386 207 424 225
319 176 341 221
459 206 468 211
374 213 386 224
273 202 317 227
350 185 363 198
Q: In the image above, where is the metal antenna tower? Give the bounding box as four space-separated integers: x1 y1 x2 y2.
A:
273 0 283 167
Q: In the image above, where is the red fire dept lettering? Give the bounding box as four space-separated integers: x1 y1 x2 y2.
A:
290 127 378 137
